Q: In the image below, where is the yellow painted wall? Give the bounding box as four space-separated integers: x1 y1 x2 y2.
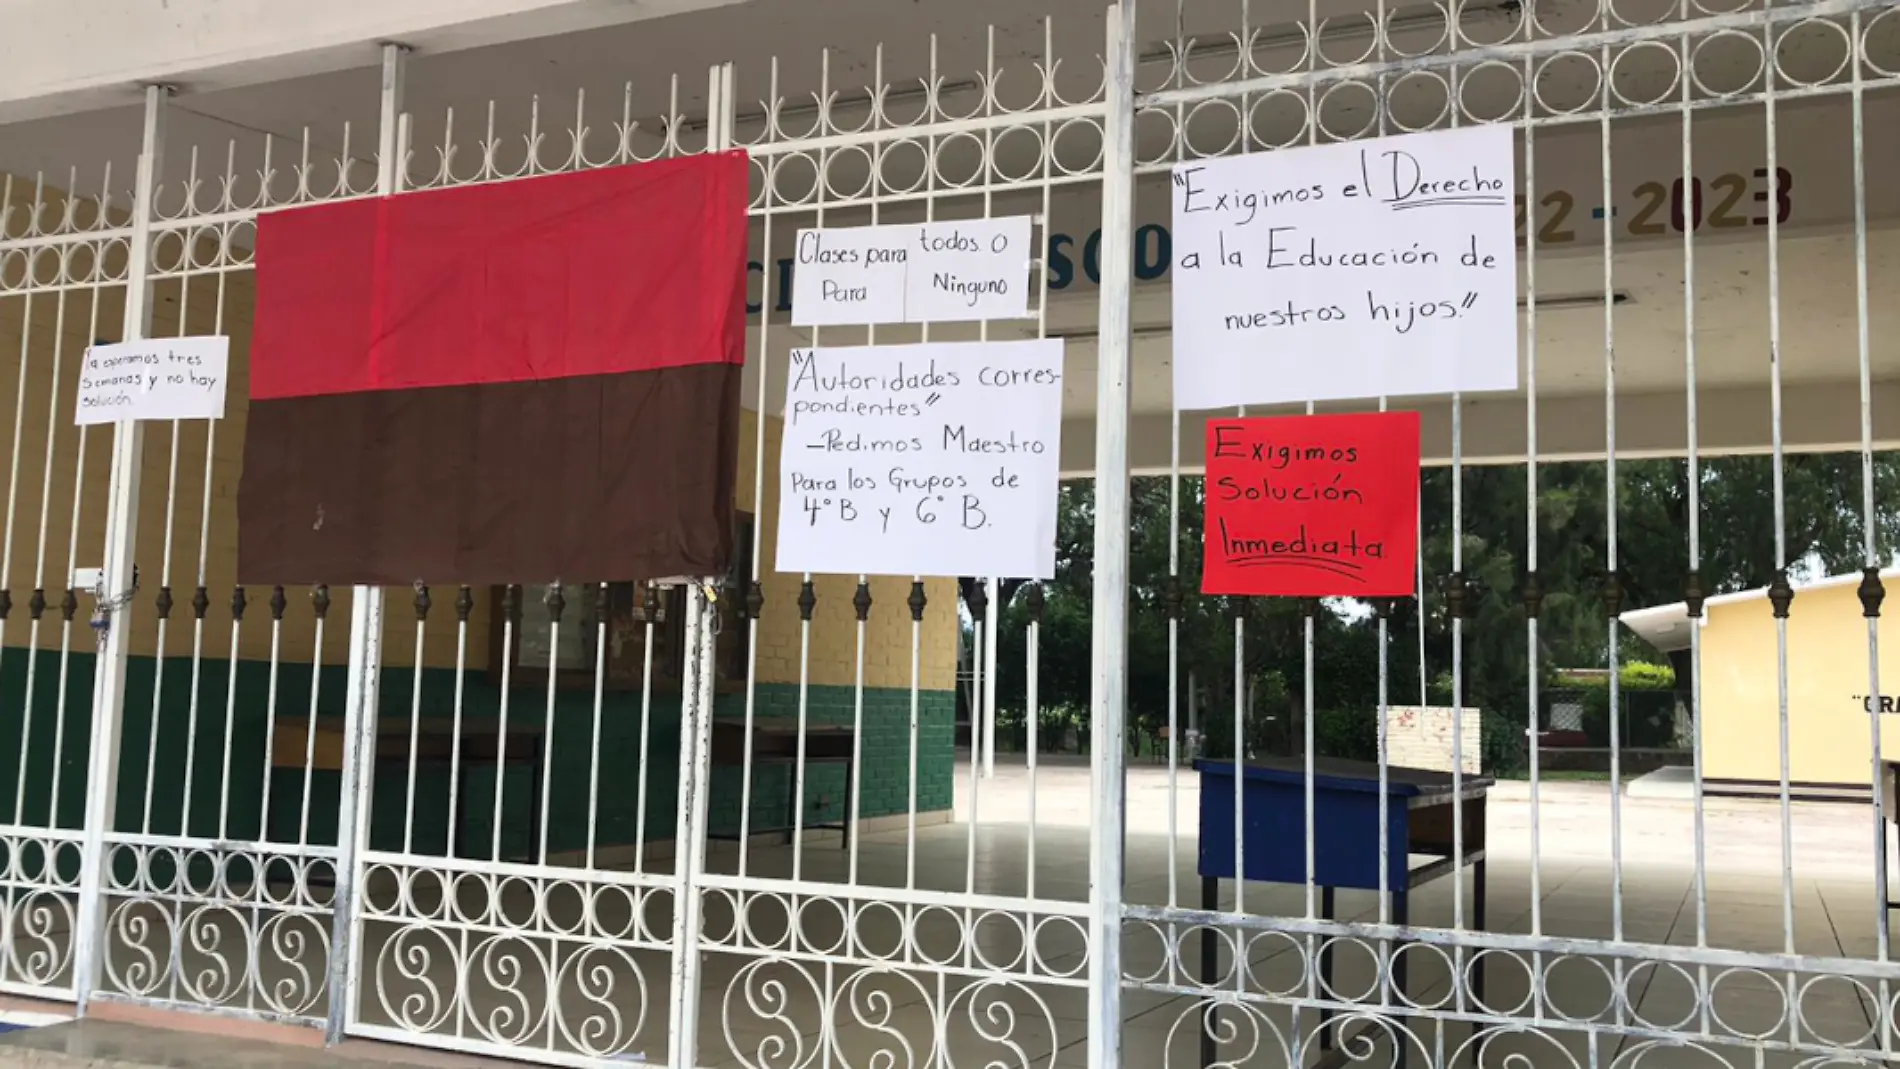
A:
0 232 957 692
1699 577 1900 786
0 278 119 633
0 267 453 668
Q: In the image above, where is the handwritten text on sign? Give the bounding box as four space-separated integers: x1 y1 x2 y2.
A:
1201 411 1420 598
790 217 1035 326
74 336 230 426
775 339 1063 579
1171 125 1518 410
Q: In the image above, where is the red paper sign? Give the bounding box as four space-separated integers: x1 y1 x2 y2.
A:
1202 411 1421 597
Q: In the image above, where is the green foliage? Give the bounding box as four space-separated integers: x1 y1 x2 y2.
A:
1480 711 1529 777
1418 454 1900 712
1314 705 1377 762
1562 662 1677 692
1197 671 1291 760
1619 662 1677 690
1575 690 1679 750
997 479 1406 760
992 450 1900 772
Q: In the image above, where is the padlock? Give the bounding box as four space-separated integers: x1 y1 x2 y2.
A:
89 575 111 633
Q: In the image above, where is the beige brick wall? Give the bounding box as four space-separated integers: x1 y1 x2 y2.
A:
0 266 443 668
0 226 956 693
1385 706 1483 774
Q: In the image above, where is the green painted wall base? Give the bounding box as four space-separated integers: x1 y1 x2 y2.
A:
0 648 954 859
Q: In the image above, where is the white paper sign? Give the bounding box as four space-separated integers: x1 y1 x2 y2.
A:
790 217 1035 326
901 217 1033 323
775 339 1063 579
789 227 909 326
1170 125 1518 410
74 336 230 426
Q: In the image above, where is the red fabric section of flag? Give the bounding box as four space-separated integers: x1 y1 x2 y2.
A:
249 151 749 401
1201 411 1421 598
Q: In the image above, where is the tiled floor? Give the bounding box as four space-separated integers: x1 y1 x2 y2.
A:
15 760 1899 1067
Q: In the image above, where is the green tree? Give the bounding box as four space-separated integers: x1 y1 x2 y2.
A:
1419 454 1900 720
996 477 1396 759
987 450 1900 774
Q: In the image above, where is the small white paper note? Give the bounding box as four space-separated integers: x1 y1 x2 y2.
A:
901 217 1034 324
75 336 230 426
1170 125 1519 410
788 227 910 326
775 338 1064 579
790 217 1035 326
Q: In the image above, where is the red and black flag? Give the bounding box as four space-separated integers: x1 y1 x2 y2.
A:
238 151 748 586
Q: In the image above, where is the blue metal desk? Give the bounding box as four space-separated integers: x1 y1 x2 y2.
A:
1196 756 1493 1067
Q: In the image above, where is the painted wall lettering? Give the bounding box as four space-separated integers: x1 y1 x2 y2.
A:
743 163 1797 317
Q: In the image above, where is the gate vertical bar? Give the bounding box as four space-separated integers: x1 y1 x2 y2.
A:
1089 3 1134 1066
669 583 716 1069
327 42 407 1044
74 83 168 1014
983 575 999 778
1849 18 1891 1050
666 65 729 1069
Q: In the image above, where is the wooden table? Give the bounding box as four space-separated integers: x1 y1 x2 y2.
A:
272 716 547 860
708 720 857 848
1195 756 1493 1069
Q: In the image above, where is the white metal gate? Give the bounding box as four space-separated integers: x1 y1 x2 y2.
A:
0 0 1896 1066
70 84 384 1027
0 109 133 1004
1112 2 1900 1069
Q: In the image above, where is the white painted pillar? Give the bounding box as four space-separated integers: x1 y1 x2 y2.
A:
326 42 405 1044
1086 3 1135 1065
73 82 168 1015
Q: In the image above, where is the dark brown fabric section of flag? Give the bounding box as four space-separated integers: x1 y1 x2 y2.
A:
236 365 740 587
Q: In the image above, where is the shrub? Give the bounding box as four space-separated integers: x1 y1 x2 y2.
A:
1315 707 1377 762
1573 662 1679 748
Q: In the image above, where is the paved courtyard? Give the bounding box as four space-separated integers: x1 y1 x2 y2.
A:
490 757 1889 1068
927 757 1894 1068
11 757 1892 1068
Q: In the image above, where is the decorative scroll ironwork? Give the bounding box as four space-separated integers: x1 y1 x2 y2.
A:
99 842 337 1021
352 858 674 1062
